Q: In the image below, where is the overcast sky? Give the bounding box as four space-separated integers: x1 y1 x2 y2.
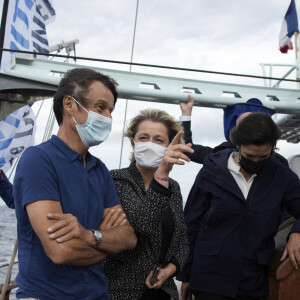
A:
1 0 300 203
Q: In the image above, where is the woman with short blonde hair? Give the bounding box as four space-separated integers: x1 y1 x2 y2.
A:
103 108 193 300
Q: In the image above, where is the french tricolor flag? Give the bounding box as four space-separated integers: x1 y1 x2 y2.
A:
279 0 299 53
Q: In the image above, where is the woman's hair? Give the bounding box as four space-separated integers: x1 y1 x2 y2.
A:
230 112 281 148
125 109 183 161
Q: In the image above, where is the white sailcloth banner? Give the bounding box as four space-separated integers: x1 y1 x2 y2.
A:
0 0 56 71
0 0 55 171
0 105 36 172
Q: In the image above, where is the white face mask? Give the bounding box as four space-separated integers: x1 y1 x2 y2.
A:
133 141 166 169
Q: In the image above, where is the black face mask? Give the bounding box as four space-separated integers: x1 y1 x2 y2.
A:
239 155 269 175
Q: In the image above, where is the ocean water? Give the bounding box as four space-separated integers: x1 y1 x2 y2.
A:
0 205 18 299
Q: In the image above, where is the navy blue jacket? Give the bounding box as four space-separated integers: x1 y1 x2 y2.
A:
177 149 300 298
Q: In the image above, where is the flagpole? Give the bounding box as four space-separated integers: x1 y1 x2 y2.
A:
0 0 9 66
118 0 139 169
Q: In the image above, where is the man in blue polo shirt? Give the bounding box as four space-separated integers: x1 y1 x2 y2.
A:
13 68 137 300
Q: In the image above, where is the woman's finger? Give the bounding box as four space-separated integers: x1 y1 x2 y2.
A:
145 272 153 289
165 146 193 161
163 155 188 166
151 270 166 289
168 158 185 166
169 130 183 146
152 278 163 289
169 151 191 162
172 143 194 153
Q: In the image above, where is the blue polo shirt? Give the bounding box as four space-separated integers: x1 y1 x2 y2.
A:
14 135 120 300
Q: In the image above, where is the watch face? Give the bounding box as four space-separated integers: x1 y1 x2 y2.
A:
93 230 102 247
94 231 102 239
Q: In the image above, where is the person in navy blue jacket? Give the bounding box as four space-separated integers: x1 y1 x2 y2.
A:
177 113 300 300
0 169 14 209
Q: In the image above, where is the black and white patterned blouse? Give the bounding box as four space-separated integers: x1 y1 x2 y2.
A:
102 162 189 300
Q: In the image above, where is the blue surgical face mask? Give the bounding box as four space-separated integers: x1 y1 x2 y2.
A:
72 97 112 147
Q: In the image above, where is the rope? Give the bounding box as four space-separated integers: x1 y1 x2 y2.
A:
118 0 139 169
0 261 18 269
0 48 299 83
0 239 18 300
35 99 45 118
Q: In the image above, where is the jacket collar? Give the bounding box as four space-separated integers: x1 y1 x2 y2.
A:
202 149 250 201
202 149 277 202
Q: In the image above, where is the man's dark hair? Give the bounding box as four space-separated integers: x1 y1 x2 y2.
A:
230 113 281 148
53 68 118 125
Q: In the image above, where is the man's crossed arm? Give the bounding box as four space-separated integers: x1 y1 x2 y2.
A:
27 200 137 267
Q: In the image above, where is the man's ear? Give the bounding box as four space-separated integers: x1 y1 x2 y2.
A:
63 95 76 115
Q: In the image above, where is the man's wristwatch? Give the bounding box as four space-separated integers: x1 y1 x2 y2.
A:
91 230 102 248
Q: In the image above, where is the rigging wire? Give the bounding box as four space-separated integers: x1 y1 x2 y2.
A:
0 47 299 83
118 0 140 169
35 99 45 118
41 106 56 143
46 109 56 141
